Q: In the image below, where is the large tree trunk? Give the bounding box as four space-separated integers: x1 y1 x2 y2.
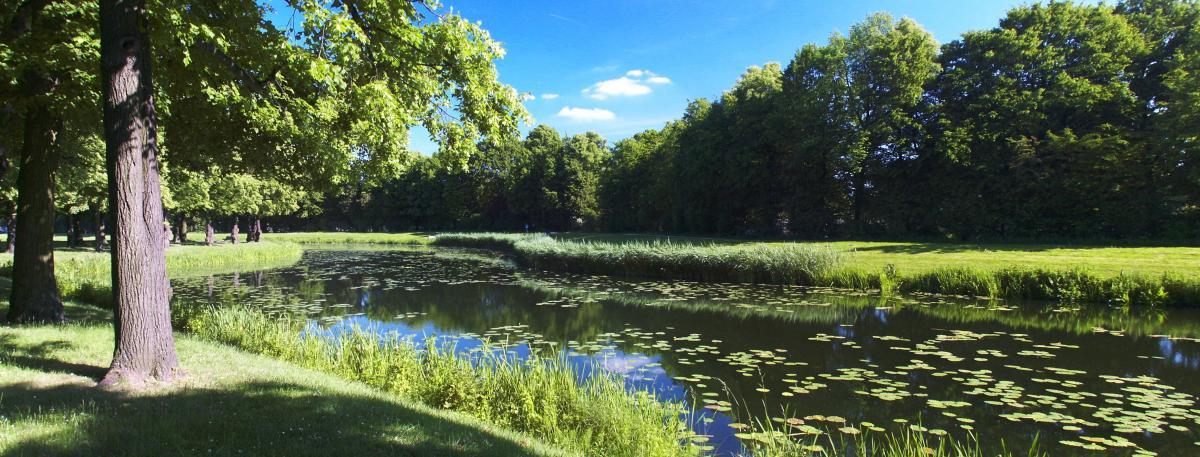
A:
7 103 64 324
98 0 180 387
230 216 239 244
5 214 15 254
204 220 214 246
93 206 107 251
177 215 187 244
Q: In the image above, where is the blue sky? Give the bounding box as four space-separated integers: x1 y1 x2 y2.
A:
266 1 1061 154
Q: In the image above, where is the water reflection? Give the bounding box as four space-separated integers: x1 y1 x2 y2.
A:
174 248 1200 456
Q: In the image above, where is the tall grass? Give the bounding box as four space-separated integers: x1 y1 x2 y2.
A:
0 242 304 308
182 305 698 457
434 233 1200 307
434 233 846 285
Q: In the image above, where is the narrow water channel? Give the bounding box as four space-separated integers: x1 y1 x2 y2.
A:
172 247 1200 456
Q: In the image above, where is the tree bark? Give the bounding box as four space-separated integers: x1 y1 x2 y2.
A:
93 207 107 251
5 214 15 254
177 215 187 244
230 216 239 244
205 220 214 246
98 0 180 387
7 103 64 324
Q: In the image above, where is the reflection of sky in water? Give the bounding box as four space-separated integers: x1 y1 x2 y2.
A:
1159 338 1200 369
315 314 746 456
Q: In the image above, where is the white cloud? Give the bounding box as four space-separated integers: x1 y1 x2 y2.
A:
520 93 536 101
583 77 652 100
541 93 560 100
582 70 672 100
556 106 616 122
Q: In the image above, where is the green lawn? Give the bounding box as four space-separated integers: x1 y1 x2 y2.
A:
0 240 305 308
555 233 1200 279
0 304 565 457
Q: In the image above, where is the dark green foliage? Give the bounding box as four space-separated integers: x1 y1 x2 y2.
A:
344 126 609 232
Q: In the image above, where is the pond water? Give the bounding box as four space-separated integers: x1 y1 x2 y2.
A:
172 247 1200 456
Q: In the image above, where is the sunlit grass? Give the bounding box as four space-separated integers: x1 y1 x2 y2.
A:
556 234 1200 279
0 304 567 457
0 241 304 308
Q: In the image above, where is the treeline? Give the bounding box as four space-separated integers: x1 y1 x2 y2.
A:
319 1 1200 240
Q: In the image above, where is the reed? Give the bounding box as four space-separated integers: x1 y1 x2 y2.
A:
433 233 1200 307
183 305 700 457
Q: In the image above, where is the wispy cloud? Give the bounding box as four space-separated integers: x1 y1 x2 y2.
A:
520 93 536 102
541 93 560 100
547 13 585 26
582 69 672 100
556 106 616 122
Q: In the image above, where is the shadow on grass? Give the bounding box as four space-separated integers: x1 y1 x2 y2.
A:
0 333 106 381
0 336 549 457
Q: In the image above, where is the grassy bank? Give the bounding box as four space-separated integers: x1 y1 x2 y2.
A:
435 233 846 285
557 234 1200 279
0 304 566 457
182 305 698 457
435 233 1200 307
0 241 304 309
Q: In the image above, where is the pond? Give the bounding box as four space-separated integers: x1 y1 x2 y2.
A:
172 247 1200 456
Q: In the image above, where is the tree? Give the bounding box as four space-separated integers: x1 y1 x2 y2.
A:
94 0 525 385
818 14 938 234
97 0 178 385
2 0 97 323
932 2 1147 238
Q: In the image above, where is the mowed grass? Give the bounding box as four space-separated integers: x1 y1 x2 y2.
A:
556 234 1200 280
0 241 304 308
0 304 566 457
